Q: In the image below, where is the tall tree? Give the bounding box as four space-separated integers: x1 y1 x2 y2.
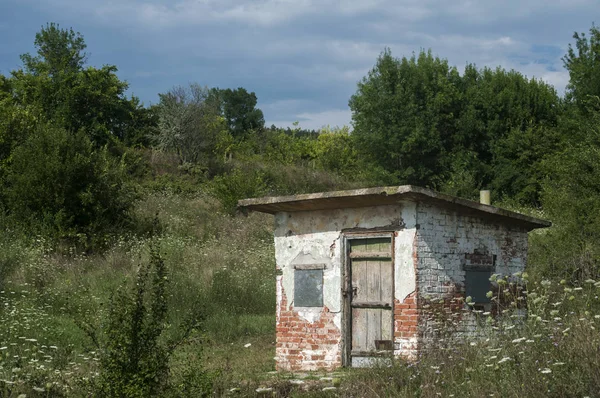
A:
9 23 155 146
209 87 265 138
349 49 461 187
350 49 561 204
563 24 600 110
155 84 227 165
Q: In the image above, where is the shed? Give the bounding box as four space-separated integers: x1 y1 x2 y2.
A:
238 185 550 371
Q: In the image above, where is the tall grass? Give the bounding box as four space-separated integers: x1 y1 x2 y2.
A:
1 170 599 396
341 275 600 398
0 189 276 396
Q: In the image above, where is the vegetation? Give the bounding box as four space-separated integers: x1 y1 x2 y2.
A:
0 21 599 397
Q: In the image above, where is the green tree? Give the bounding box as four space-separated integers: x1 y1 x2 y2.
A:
0 75 38 167
155 83 227 165
456 67 561 204
349 49 461 187
534 102 600 280
10 23 155 146
209 87 265 138
563 24 600 110
350 49 561 204
3 125 136 246
313 125 357 173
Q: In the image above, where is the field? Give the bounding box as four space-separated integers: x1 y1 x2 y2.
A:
0 182 599 397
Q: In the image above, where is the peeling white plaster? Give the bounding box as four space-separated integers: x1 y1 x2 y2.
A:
395 201 417 302
296 308 322 323
274 205 409 316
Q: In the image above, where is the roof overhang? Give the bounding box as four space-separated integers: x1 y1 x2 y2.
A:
238 185 551 231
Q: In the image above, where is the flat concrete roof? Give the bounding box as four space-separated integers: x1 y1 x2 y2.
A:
238 185 551 231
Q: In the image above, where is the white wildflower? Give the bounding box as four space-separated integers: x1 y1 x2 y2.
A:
540 368 552 374
512 337 526 343
244 343 251 348
498 357 511 364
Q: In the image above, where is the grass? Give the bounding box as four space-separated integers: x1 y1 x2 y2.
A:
0 176 599 397
0 188 277 396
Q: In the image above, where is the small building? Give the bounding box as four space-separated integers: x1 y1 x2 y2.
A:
238 186 550 371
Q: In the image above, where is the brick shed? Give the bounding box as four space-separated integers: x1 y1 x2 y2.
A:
238 186 550 371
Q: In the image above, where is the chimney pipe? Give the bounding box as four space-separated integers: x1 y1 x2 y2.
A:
480 190 491 205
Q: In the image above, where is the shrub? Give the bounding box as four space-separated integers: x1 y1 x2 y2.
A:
97 245 208 397
97 245 171 397
209 166 268 215
3 125 137 248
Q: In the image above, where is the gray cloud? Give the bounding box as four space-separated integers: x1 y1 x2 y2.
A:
1 0 598 129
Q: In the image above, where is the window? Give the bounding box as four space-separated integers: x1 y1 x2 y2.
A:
294 264 325 307
465 269 493 304
463 252 496 305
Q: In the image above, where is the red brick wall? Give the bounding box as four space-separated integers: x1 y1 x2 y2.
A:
275 289 342 371
393 291 419 358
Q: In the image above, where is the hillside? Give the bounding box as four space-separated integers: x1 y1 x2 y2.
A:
0 23 600 397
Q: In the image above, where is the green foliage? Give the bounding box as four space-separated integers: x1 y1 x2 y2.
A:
9 23 155 148
563 24 600 109
155 84 227 165
312 126 357 173
210 166 268 215
533 104 600 281
209 87 265 138
350 49 561 205
3 125 136 247
350 49 460 187
209 158 368 215
97 245 196 397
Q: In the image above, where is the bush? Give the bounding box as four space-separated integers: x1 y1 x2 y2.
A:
3 125 137 248
97 245 170 397
209 166 268 215
97 245 209 397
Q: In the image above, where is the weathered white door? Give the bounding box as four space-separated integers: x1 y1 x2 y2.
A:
345 235 394 367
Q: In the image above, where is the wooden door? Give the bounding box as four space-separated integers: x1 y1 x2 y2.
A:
345 236 394 367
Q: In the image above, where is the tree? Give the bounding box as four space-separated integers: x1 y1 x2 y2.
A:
10 23 155 147
349 49 461 187
350 49 561 204
3 125 136 245
533 102 600 280
563 24 600 110
456 67 561 204
155 84 227 165
209 87 264 138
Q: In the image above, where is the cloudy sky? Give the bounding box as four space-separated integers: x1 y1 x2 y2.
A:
0 1 598 130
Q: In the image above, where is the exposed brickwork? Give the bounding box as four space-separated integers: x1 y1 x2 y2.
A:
414 203 529 344
271 200 532 370
393 292 418 358
276 288 341 371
